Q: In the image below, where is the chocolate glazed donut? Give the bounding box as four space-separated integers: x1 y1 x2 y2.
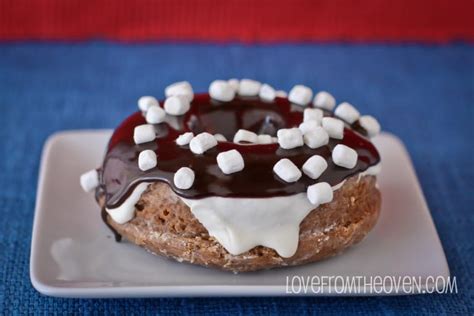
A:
93 93 382 271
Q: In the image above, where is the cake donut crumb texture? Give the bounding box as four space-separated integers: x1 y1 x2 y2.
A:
99 175 380 272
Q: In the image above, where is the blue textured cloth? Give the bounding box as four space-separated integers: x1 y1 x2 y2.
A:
0 43 472 315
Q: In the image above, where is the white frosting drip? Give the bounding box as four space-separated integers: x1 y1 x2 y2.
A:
180 180 351 258
359 162 382 178
181 193 314 258
105 182 150 224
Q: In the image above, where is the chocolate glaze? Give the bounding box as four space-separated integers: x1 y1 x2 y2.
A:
99 94 380 209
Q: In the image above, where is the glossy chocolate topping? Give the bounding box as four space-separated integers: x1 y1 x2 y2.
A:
99 94 380 208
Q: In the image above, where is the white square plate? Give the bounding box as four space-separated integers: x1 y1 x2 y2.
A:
30 130 449 298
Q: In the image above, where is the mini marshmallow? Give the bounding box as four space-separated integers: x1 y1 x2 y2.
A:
275 90 288 98
322 117 344 139
133 124 156 144
259 83 276 101
277 128 304 149
307 182 333 205
332 144 358 169
334 102 360 124
138 150 157 171
164 95 191 116
165 81 194 102
273 158 302 183
145 105 166 124
173 167 195 189
176 132 194 146
359 115 381 138
214 134 227 142
233 129 258 144
217 149 245 174
209 80 235 102
138 96 159 112
189 132 218 154
299 120 320 135
80 169 99 192
288 85 313 106
304 108 323 123
271 137 278 143
302 155 328 179
238 79 261 96
228 78 240 92
313 91 336 111
257 134 273 144
303 126 329 149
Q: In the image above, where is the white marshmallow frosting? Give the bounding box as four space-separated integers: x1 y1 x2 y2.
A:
182 163 381 257
105 182 150 224
181 193 315 257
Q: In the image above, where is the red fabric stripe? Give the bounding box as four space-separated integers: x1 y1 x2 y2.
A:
0 0 473 42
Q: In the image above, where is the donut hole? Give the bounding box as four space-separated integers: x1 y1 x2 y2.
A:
186 97 292 141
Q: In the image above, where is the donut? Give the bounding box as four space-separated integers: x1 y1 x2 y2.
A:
81 80 382 272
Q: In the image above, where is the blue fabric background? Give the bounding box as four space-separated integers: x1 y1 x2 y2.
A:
0 43 472 314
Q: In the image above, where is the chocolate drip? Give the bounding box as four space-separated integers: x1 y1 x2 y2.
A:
100 94 380 209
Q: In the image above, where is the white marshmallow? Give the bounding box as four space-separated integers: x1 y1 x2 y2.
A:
275 90 287 98
303 126 329 149
302 155 328 179
359 115 381 137
165 81 194 102
138 96 159 112
259 83 276 101
271 137 278 143
217 149 245 174
233 129 258 144
304 108 323 123
257 134 273 144
298 120 320 135
145 105 166 124
273 159 302 183
189 132 218 154
214 134 227 142
164 95 191 116
176 132 194 146
313 91 336 111
277 128 303 149
173 167 195 189
80 169 99 192
322 117 344 139
307 182 333 205
334 102 360 124
288 85 313 106
138 150 157 171
228 79 240 92
238 79 261 96
209 80 235 102
133 124 156 144
332 144 358 169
